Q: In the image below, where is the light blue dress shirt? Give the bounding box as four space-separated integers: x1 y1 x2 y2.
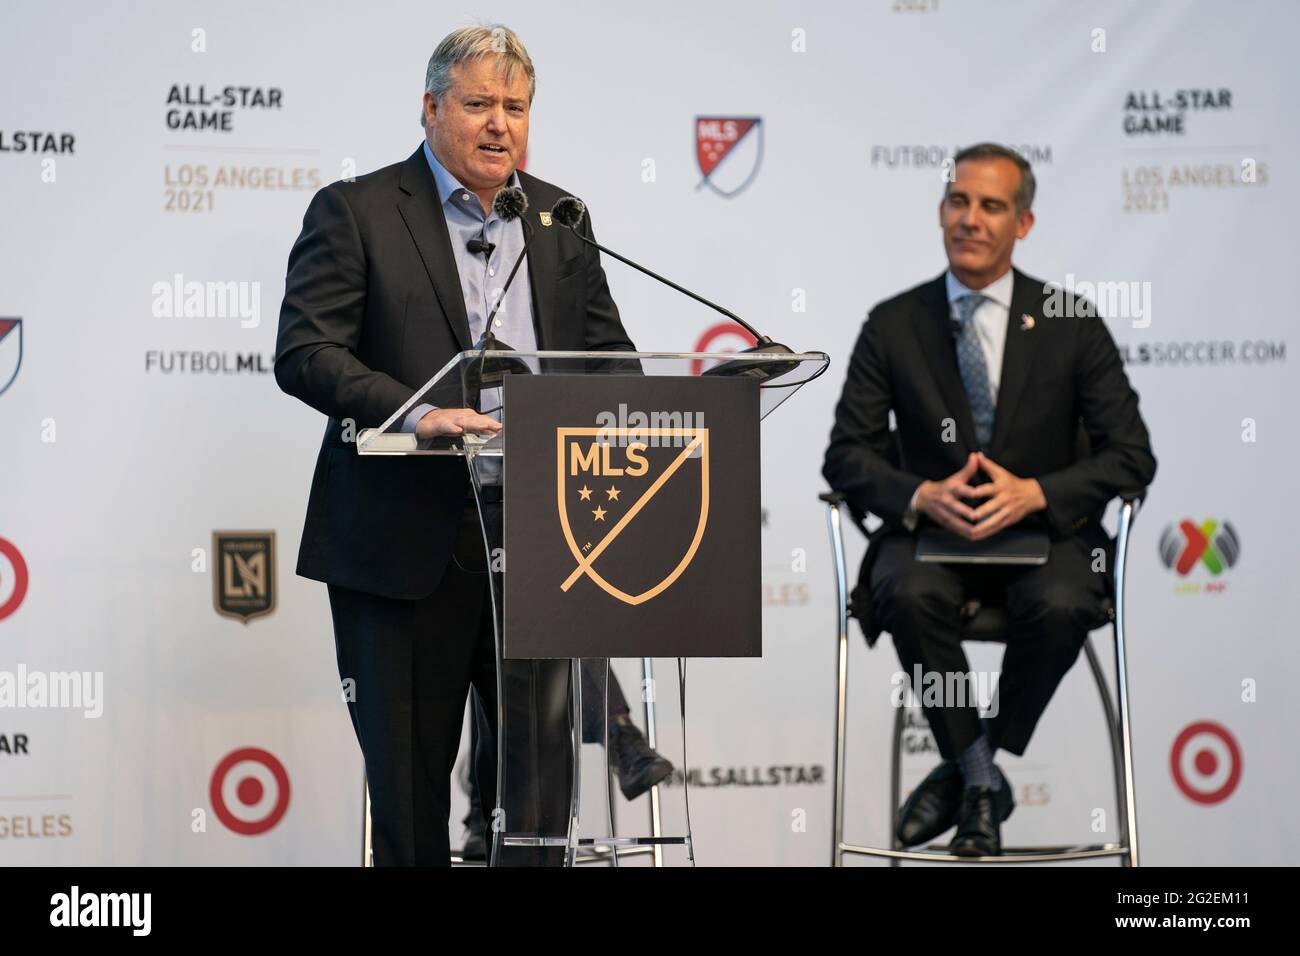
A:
903 268 1015 529
403 141 538 432
945 268 1012 399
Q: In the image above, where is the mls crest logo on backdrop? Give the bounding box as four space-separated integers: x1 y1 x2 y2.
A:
695 116 763 197
557 426 710 606
212 531 276 623
0 318 22 398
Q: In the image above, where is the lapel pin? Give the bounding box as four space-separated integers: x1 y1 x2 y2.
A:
539 211 553 227
1020 313 1035 331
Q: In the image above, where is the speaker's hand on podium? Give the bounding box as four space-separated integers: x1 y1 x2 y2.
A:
414 407 503 441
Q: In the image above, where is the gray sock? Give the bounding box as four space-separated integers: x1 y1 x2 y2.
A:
958 732 1000 790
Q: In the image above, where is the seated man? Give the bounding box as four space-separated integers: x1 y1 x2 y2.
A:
822 143 1156 855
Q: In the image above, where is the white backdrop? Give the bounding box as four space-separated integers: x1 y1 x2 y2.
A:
1 0 1296 865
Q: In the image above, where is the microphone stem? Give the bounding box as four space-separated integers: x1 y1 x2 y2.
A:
483 216 535 331
566 230 770 345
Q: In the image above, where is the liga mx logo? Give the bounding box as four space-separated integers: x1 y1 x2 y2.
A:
1158 518 1240 576
0 318 22 397
557 426 709 606
695 116 763 197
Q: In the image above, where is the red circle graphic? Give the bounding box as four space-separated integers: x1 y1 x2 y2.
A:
1170 721 1241 805
690 322 758 376
0 537 29 622
210 747 291 835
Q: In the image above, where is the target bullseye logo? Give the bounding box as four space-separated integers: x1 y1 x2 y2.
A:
0 536 30 622
210 747 290 835
1170 721 1241 805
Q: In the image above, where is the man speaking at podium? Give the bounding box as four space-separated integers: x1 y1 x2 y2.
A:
823 144 1155 855
275 24 637 865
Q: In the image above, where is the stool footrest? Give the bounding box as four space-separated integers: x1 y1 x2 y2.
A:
501 834 688 848
838 841 1128 864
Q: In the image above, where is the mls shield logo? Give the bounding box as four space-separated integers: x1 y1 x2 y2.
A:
695 117 763 198
0 318 22 398
557 427 709 605
213 531 276 623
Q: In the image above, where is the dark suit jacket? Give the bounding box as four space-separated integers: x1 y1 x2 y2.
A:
275 145 636 599
822 269 1156 644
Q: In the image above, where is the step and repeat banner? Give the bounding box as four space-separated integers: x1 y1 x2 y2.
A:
2 0 1296 865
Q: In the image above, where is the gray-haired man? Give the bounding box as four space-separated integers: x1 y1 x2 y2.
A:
276 24 639 865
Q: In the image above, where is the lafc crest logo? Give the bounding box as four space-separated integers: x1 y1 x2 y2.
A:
213 531 276 623
557 428 709 605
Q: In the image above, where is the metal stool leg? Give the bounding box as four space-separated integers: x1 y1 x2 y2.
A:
888 700 905 867
1112 499 1140 866
827 500 851 867
362 773 372 867
1083 638 1129 865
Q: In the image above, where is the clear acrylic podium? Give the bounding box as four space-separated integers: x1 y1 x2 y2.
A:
356 347 828 866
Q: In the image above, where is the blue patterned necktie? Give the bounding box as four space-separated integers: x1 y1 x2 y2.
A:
952 292 995 449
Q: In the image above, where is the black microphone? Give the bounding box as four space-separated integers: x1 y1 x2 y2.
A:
550 196 797 381
493 185 529 225
467 236 495 257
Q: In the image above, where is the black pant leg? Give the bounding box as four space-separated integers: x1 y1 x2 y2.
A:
869 532 980 760
606 665 631 718
578 659 630 744
328 505 490 867
467 689 490 831
469 503 573 866
991 535 1110 756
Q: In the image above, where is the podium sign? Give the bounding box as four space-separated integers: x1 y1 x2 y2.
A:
503 374 761 658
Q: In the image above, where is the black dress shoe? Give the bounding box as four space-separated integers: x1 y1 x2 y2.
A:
896 763 1016 847
895 760 963 847
609 720 673 800
459 828 487 862
949 786 1002 857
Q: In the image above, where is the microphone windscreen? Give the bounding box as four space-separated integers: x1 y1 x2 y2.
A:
552 196 586 229
493 186 528 221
